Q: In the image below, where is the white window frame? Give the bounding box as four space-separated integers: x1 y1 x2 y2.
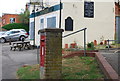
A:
46 14 58 28
40 17 44 29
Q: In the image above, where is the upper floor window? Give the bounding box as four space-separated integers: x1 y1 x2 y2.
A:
10 18 15 23
65 17 73 31
84 1 94 18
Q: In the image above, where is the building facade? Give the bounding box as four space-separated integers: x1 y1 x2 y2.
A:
29 0 115 47
115 2 120 43
2 14 21 27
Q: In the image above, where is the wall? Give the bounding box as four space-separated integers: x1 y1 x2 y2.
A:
62 2 115 48
29 1 115 48
115 3 120 43
32 11 60 46
2 14 21 26
115 3 120 16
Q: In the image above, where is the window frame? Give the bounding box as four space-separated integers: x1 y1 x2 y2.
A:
40 18 44 29
46 14 57 28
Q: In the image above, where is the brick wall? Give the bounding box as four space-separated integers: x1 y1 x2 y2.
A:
39 29 64 79
115 3 120 16
2 14 21 26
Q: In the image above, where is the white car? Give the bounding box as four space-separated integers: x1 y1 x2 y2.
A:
0 29 28 43
0 31 6 36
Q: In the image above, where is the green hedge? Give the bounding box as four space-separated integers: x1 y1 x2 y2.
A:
2 23 29 33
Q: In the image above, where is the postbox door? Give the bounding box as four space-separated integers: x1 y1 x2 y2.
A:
40 35 45 67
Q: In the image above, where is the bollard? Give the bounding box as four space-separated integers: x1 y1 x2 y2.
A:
38 28 64 79
37 46 40 64
9 38 11 45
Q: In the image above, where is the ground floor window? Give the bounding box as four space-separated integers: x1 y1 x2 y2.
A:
40 18 44 29
65 17 73 31
47 16 56 28
30 22 34 40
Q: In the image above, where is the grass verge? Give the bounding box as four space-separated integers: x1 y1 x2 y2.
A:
17 57 104 79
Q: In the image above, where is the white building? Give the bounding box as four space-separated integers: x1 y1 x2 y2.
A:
29 0 115 48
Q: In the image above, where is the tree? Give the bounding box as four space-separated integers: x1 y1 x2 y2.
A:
19 9 30 24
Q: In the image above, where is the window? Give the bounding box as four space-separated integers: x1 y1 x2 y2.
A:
30 22 35 40
10 18 15 23
65 17 73 31
11 31 20 34
84 1 94 18
40 18 44 29
21 30 26 32
47 17 56 28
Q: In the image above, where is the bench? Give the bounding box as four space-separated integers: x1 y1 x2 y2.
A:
10 41 31 51
10 44 23 51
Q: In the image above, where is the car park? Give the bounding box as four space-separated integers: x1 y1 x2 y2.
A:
0 29 28 43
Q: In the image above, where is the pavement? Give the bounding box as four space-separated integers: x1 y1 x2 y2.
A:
1 43 38 79
99 49 120 76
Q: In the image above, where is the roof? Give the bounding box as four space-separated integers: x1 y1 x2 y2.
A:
2 13 19 16
10 29 25 31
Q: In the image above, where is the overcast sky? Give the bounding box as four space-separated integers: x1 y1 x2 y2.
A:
0 0 29 17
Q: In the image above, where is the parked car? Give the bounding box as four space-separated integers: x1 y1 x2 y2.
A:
0 29 28 43
0 31 6 36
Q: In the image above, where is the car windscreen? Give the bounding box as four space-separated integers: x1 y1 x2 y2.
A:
0 31 6 35
5 31 11 35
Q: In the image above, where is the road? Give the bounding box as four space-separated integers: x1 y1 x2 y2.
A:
99 49 120 76
1 43 38 79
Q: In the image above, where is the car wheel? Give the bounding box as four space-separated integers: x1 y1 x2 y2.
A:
0 38 6 43
19 36 25 41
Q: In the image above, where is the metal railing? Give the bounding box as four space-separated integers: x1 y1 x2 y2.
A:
63 28 87 56
107 39 120 50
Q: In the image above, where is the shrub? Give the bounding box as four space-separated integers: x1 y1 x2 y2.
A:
2 23 29 33
87 42 95 50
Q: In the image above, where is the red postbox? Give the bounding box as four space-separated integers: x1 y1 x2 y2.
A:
40 35 46 67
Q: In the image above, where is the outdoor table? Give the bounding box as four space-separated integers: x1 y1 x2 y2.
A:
10 41 31 51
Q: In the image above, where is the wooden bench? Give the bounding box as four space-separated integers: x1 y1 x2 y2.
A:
10 41 31 51
10 44 23 51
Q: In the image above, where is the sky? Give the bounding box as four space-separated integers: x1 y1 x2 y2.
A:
0 0 29 17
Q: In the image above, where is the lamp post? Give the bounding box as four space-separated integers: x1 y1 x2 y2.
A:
29 0 35 46
29 0 44 46
59 0 62 28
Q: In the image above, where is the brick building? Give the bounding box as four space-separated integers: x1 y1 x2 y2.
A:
2 14 21 26
115 2 120 43
115 2 120 16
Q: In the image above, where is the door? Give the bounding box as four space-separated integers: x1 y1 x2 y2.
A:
116 16 120 43
9 31 20 41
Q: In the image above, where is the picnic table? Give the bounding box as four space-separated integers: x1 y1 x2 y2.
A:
10 41 32 51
